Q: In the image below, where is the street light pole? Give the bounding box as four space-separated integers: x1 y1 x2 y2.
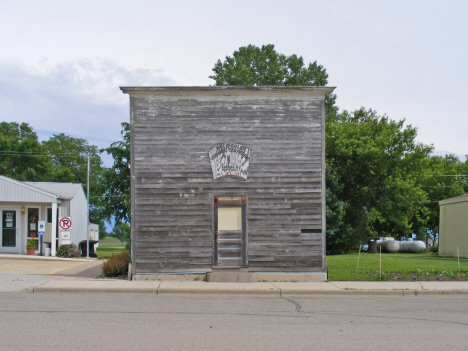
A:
86 153 90 258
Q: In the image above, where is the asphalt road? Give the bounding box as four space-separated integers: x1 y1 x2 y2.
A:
1 293 466 350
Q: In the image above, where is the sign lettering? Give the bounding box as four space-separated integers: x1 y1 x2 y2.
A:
59 231 71 245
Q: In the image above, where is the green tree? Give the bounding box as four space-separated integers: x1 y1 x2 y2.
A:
42 133 107 227
101 123 131 222
42 133 103 183
326 108 433 250
210 44 329 86
416 154 466 240
0 122 52 181
326 161 353 254
110 221 130 244
210 44 339 122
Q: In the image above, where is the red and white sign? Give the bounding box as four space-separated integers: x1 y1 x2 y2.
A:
59 217 72 230
59 231 71 245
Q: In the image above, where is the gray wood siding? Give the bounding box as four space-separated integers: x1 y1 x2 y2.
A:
123 87 332 274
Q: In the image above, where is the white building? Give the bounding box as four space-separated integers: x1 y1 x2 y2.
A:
439 194 468 258
0 175 96 256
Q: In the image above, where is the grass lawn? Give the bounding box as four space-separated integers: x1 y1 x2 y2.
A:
94 238 468 280
96 237 127 260
327 251 468 281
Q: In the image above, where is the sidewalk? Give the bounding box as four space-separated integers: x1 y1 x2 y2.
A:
1 254 468 296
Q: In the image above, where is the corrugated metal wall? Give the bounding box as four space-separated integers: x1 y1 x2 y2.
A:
0 178 57 203
439 199 468 258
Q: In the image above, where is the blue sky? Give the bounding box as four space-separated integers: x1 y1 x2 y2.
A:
1 0 467 165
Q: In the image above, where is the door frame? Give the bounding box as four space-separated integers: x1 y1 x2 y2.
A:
0 207 21 253
25 206 41 254
213 196 247 267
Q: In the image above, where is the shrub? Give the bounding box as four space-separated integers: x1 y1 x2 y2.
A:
101 251 130 277
57 244 81 258
26 239 38 249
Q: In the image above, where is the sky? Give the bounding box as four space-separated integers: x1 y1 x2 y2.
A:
1 0 467 166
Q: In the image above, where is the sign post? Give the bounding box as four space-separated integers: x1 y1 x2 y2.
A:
38 221 45 255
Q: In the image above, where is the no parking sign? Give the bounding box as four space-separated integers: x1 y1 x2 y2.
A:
59 217 72 246
59 217 72 230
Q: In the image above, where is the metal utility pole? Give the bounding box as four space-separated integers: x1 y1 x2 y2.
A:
86 154 90 258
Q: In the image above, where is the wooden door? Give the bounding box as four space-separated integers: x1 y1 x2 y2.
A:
214 197 246 267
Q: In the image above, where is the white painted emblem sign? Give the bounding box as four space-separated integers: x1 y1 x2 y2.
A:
209 143 251 180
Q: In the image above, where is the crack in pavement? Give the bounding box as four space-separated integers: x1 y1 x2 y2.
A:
269 282 282 296
31 280 51 293
282 297 302 312
155 280 162 294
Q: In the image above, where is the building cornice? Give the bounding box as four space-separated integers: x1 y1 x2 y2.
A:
120 86 336 96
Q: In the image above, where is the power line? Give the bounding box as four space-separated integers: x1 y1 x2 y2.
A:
422 175 468 177
89 195 127 198
0 151 103 157
0 150 128 158
422 186 465 188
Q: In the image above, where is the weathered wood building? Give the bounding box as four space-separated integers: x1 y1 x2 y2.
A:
121 86 334 281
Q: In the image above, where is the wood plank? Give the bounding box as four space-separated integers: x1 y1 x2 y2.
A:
127 88 328 274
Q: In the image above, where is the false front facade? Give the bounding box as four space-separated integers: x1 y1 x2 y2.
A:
122 86 334 281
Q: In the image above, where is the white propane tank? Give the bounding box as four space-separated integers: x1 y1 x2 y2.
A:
376 239 400 253
398 240 426 253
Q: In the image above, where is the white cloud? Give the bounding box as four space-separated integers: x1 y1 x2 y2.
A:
0 59 176 157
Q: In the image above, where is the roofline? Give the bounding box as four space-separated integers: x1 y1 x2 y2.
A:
439 194 468 206
120 86 336 96
0 175 59 201
24 181 83 200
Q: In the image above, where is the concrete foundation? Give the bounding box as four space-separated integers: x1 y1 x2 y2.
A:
133 271 327 282
207 270 327 282
133 274 206 281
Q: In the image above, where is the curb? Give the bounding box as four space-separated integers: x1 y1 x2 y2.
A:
283 289 468 296
31 282 468 296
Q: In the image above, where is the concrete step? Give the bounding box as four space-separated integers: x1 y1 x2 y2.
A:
206 268 250 282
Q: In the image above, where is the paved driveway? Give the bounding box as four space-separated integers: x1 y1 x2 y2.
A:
0 257 102 277
0 256 103 293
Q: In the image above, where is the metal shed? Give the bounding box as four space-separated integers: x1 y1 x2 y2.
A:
439 194 468 258
122 86 334 281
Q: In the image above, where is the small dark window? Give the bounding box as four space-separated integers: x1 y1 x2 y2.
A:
47 208 52 223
